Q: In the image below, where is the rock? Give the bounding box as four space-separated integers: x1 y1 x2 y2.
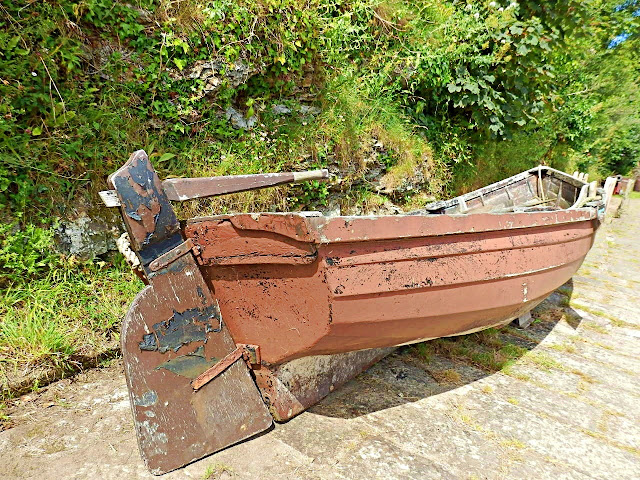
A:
377 163 430 197
186 60 257 98
272 104 292 115
299 105 321 116
55 214 122 260
225 107 257 130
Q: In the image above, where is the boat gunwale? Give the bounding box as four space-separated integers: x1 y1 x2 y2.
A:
185 208 598 245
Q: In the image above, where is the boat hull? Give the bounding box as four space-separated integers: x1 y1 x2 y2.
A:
186 209 599 366
104 153 606 469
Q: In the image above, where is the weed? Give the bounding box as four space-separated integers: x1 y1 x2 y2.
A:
507 397 519 405
203 463 235 479
549 343 578 354
500 438 526 450
480 385 494 394
431 369 462 384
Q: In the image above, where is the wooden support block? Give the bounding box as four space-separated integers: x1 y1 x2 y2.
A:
513 311 533 329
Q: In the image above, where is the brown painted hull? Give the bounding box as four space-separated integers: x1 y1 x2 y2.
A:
105 154 606 470
186 209 599 366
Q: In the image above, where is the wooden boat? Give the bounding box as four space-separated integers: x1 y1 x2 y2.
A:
102 151 604 474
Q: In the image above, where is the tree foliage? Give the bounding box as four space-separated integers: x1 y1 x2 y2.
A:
0 0 639 221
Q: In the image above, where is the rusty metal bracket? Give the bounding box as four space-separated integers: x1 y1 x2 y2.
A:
192 344 261 391
148 238 200 272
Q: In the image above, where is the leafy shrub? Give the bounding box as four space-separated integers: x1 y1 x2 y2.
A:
599 127 640 175
0 0 638 219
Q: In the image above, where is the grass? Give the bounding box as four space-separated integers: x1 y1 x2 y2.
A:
414 317 596 385
580 428 640 457
203 463 235 479
418 330 530 375
0 402 10 430
502 364 532 382
570 302 640 330
0 260 142 399
580 322 610 335
431 368 462 384
412 342 434 362
499 438 526 450
522 351 565 372
549 343 578 354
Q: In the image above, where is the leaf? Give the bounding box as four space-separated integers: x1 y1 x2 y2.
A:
31 126 42 136
510 25 524 35
158 153 176 163
464 82 480 95
516 44 530 55
7 36 20 50
173 58 186 71
447 83 462 93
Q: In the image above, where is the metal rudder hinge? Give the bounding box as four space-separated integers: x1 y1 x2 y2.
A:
192 344 261 391
148 238 201 272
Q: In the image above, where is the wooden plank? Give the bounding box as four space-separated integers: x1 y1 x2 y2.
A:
162 169 329 201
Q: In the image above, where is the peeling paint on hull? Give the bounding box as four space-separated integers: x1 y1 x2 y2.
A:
186 211 600 366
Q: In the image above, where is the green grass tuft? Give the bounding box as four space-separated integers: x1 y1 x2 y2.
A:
0 260 142 399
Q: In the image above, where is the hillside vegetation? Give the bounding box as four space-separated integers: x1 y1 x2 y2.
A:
0 0 639 398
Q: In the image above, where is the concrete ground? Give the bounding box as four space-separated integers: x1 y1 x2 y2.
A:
1 199 639 480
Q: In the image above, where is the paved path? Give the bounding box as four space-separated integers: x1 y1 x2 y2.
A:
2 200 639 480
